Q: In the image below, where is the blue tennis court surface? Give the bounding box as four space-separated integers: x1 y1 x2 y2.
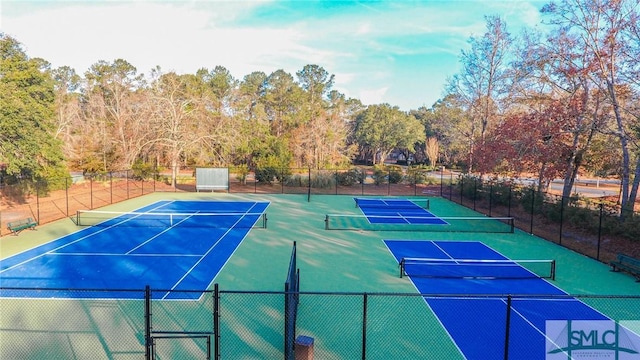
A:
384 240 639 360
0 200 269 300
355 197 448 225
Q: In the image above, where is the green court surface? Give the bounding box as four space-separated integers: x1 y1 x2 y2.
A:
1 193 639 359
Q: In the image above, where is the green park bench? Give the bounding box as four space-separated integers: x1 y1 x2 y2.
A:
6 217 38 235
610 253 640 282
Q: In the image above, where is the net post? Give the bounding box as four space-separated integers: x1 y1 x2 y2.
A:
399 258 404 278
551 260 556 281
510 217 515 233
324 215 329 230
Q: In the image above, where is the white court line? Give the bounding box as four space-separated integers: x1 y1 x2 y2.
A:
125 211 201 255
51 252 202 257
161 202 264 299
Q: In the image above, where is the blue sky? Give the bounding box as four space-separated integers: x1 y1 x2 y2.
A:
1 0 545 110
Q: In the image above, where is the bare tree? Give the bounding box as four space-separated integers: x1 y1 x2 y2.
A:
448 15 513 172
425 137 439 168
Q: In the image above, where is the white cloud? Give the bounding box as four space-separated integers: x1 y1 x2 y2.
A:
359 87 389 106
2 1 547 110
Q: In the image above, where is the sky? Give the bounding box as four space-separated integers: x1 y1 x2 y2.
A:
1 0 546 110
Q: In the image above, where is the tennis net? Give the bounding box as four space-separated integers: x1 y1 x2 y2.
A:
75 210 267 229
354 197 430 209
399 257 556 280
324 214 514 233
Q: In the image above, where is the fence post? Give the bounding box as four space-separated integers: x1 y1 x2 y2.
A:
449 172 453 200
65 177 69 217
597 203 604 261
362 293 368 360
473 178 477 211
214 283 220 360
504 295 512 360
413 169 417 196
507 185 512 217
145 285 152 360
36 183 40 224
559 196 564 245
460 176 464 205
387 169 391 196
440 168 443 197
90 176 94 209
489 184 493 217
530 188 535 234
308 168 311 202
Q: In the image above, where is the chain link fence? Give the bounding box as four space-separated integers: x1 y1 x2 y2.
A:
443 174 639 263
1 166 442 236
1 167 637 265
1 287 639 359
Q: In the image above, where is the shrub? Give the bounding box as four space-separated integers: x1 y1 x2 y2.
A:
233 164 250 185
311 172 335 189
388 167 403 184
132 160 157 180
255 167 278 184
284 173 307 187
372 167 387 185
336 169 361 186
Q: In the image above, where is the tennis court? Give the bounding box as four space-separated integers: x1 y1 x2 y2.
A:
0 200 269 299
355 197 447 225
385 240 640 359
1 193 639 359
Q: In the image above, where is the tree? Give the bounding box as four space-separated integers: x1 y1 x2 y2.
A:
413 95 470 167
354 104 424 165
448 15 513 172
512 24 608 200
82 59 149 171
149 71 201 187
480 102 572 191
263 69 303 137
292 65 341 168
542 0 639 212
296 64 335 111
0 34 68 186
425 137 439 167
52 66 84 168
